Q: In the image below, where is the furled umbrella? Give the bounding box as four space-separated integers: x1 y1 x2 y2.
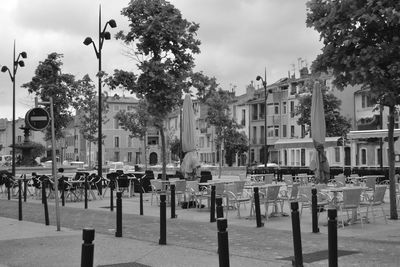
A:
310 81 330 184
180 94 200 180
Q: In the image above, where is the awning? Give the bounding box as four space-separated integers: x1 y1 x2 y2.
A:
273 137 340 149
347 129 400 139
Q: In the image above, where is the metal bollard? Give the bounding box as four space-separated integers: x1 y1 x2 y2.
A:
210 185 216 222
170 184 177 218
311 188 319 233
291 202 303 267
18 179 22 221
217 218 230 267
253 187 264 227
81 228 95 267
159 193 167 245
84 175 88 209
328 208 338 267
23 175 27 202
216 197 224 219
139 177 143 215
7 176 11 200
115 191 122 237
42 179 49 226
60 177 65 207
110 179 114 212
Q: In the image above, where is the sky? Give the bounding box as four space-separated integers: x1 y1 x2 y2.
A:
0 0 323 120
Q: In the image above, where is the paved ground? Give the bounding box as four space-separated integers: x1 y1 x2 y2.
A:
0 187 400 266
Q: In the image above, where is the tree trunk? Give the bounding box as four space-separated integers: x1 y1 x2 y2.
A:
160 126 167 180
388 105 398 220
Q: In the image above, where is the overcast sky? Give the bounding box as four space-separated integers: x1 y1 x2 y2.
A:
0 0 322 120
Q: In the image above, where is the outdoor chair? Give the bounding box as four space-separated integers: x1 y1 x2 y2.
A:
185 180 205 208
282 174 294 186
364 176 377 191
199 182 225 209
279 182 300 212
360 185 387 224
333 174 346 187
258 184 282 221
264 173 275 184
150 179 163 205
338 187 365 228
173 179 187 204
297 185 330 216
224 182 251 218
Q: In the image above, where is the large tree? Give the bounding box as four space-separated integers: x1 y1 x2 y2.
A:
295 79 351 137
205 89 237 177
22 53 77 140
72 74 109 168
307 0 400 219
223 123 248 167
114 99 152 170
111 0 201 179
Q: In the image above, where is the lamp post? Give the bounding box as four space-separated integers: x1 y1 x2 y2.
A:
256 70 269 170
1 40 27 177
83 5 116 182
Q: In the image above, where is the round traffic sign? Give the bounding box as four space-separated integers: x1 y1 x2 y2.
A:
25 107 50 131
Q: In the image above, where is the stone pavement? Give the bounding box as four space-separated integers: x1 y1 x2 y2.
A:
0 190 400 266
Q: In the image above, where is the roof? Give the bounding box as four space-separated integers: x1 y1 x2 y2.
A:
347 129 400 139
273 137 340 149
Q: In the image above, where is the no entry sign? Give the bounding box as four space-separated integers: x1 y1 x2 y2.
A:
25 107 50 131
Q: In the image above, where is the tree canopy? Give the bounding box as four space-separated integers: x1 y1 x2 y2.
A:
307 0 400 219
22 53 77 140
295 80 351 137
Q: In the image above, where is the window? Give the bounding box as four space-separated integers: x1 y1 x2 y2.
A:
114 118 119 129
274 126 279 137
148 136 159 145
241 109 246 126
335 147 341 162
282 125 287 137
361 148 367 165
127 152 132 162
127 105 135 111
259 103 265 119
361 94 373 108
290 101 295 118
301 125 305 138
301 149 305 166
284 150 288 165
252 104 258 120
377 148 382 166
114 136 120 148
274 103 279 114
260 126 265 144
291 125 295 137
282 102 287 114
252 126 257 144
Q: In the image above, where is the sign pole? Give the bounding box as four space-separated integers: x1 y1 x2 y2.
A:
49 97 60 231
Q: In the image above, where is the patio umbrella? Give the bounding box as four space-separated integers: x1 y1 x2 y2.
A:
180 94 200 180
310 82 330 184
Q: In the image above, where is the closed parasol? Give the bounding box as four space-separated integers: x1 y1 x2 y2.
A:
310 82 330 183
180 94 200 179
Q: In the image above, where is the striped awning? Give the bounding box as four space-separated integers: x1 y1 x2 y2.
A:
347 129 400 139
273 137 340 149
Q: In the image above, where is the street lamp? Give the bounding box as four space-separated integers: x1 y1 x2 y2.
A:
83 5 116 183
1 40 27 177
256 72 270 170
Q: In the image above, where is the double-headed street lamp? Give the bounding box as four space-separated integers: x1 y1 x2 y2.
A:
256 71 270 170
83 6 116 181
1 41 27 177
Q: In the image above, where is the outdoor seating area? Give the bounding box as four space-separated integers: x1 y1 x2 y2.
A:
0 169 394 231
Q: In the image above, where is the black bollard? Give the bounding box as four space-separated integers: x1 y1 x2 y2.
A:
23 175 27 202
159 194 167 245
311 188 319 233
84 175 88 209
139 177 143 215
170 184 177 219
81 228 95 267
328 208 338 267
7 176 11 200
210 185 216 223
115 191 122 237
291 202 303 267
60 177 65 207
217 218 230 267
216 197 224 219
110 179 114 212
253 187 264 227
42 179 49 226
18 179 22 221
